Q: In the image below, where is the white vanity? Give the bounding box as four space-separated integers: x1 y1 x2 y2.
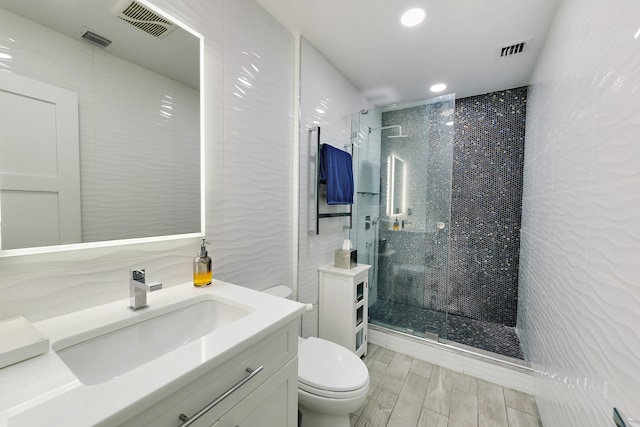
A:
0 282 306 426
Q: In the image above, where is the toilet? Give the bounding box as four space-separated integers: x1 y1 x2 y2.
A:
263 286 369 427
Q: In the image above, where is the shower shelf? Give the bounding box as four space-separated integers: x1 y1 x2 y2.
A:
309 126 352 235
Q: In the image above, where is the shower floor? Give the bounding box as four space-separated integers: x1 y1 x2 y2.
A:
368 299 525 360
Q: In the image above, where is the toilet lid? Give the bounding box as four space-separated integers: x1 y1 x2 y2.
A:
298 337 369 393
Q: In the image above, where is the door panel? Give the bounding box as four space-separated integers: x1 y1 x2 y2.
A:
0 73 81 250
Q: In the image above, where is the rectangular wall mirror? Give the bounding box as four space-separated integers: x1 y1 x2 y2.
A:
0 0 203 256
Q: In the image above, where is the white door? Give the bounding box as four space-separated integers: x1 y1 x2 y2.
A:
0 72 81 250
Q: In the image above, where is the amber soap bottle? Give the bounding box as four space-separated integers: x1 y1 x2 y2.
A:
193 239 212 287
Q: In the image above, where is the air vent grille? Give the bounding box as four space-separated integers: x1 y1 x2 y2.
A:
497 39 531 58
81 30 112 48
117 1 176 38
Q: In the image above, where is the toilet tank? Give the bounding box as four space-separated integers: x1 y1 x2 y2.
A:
262 285 292 299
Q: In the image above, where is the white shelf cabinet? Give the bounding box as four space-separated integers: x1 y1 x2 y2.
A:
318 263 371 357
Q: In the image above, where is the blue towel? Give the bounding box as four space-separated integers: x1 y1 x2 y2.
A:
319 144 354 205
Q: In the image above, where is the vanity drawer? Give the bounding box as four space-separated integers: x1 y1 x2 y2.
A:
114 320 298 427
211 358 298 427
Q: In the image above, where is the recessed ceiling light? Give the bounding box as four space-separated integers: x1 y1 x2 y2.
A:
400 8 426 27
430 83 447 93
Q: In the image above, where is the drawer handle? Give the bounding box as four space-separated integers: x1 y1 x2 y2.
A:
177 365 264 426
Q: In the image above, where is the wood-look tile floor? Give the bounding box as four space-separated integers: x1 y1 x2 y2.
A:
350 344 542 427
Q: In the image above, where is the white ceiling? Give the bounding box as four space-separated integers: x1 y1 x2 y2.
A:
256 0 561 106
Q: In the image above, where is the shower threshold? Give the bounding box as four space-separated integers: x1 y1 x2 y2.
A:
367 317 439 342
369 299 526 361
368 323 532 374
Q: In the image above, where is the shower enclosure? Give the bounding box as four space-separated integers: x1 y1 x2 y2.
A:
351 92 526 361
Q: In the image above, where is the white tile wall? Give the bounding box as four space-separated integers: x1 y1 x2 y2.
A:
0 239 196 322
0 0 295 321
518 0 640 425
218 0 294 290
298 38 369 337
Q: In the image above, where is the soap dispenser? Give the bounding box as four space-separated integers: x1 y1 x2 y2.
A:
393 218 399 231
193 239 212 287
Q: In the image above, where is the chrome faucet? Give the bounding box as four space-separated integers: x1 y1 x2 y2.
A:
129 269 162 311
401 219 412 229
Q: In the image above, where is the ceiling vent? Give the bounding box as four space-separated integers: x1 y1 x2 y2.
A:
117 1 177 38
81 30 112 48
497 39 532 58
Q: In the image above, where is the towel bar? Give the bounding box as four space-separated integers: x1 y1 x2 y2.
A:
309 126 352 235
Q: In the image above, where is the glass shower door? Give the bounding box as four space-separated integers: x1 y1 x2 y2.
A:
352 94 455 340
351 109 382 312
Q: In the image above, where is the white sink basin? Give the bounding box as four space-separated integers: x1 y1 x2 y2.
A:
53 298 251 385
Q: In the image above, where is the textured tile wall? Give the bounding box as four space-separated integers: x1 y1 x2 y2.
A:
518 0 640 425
217 0 294 290
298 38 369 337
450 88 527 326
0 0 295 321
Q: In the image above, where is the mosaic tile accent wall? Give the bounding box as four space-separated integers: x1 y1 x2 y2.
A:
449 87 527 326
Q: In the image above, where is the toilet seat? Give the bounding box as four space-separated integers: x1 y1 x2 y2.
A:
299 381 369 400
298 337 369 399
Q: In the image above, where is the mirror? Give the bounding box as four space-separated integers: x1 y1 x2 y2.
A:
0 0 203 255
387 154 406 216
